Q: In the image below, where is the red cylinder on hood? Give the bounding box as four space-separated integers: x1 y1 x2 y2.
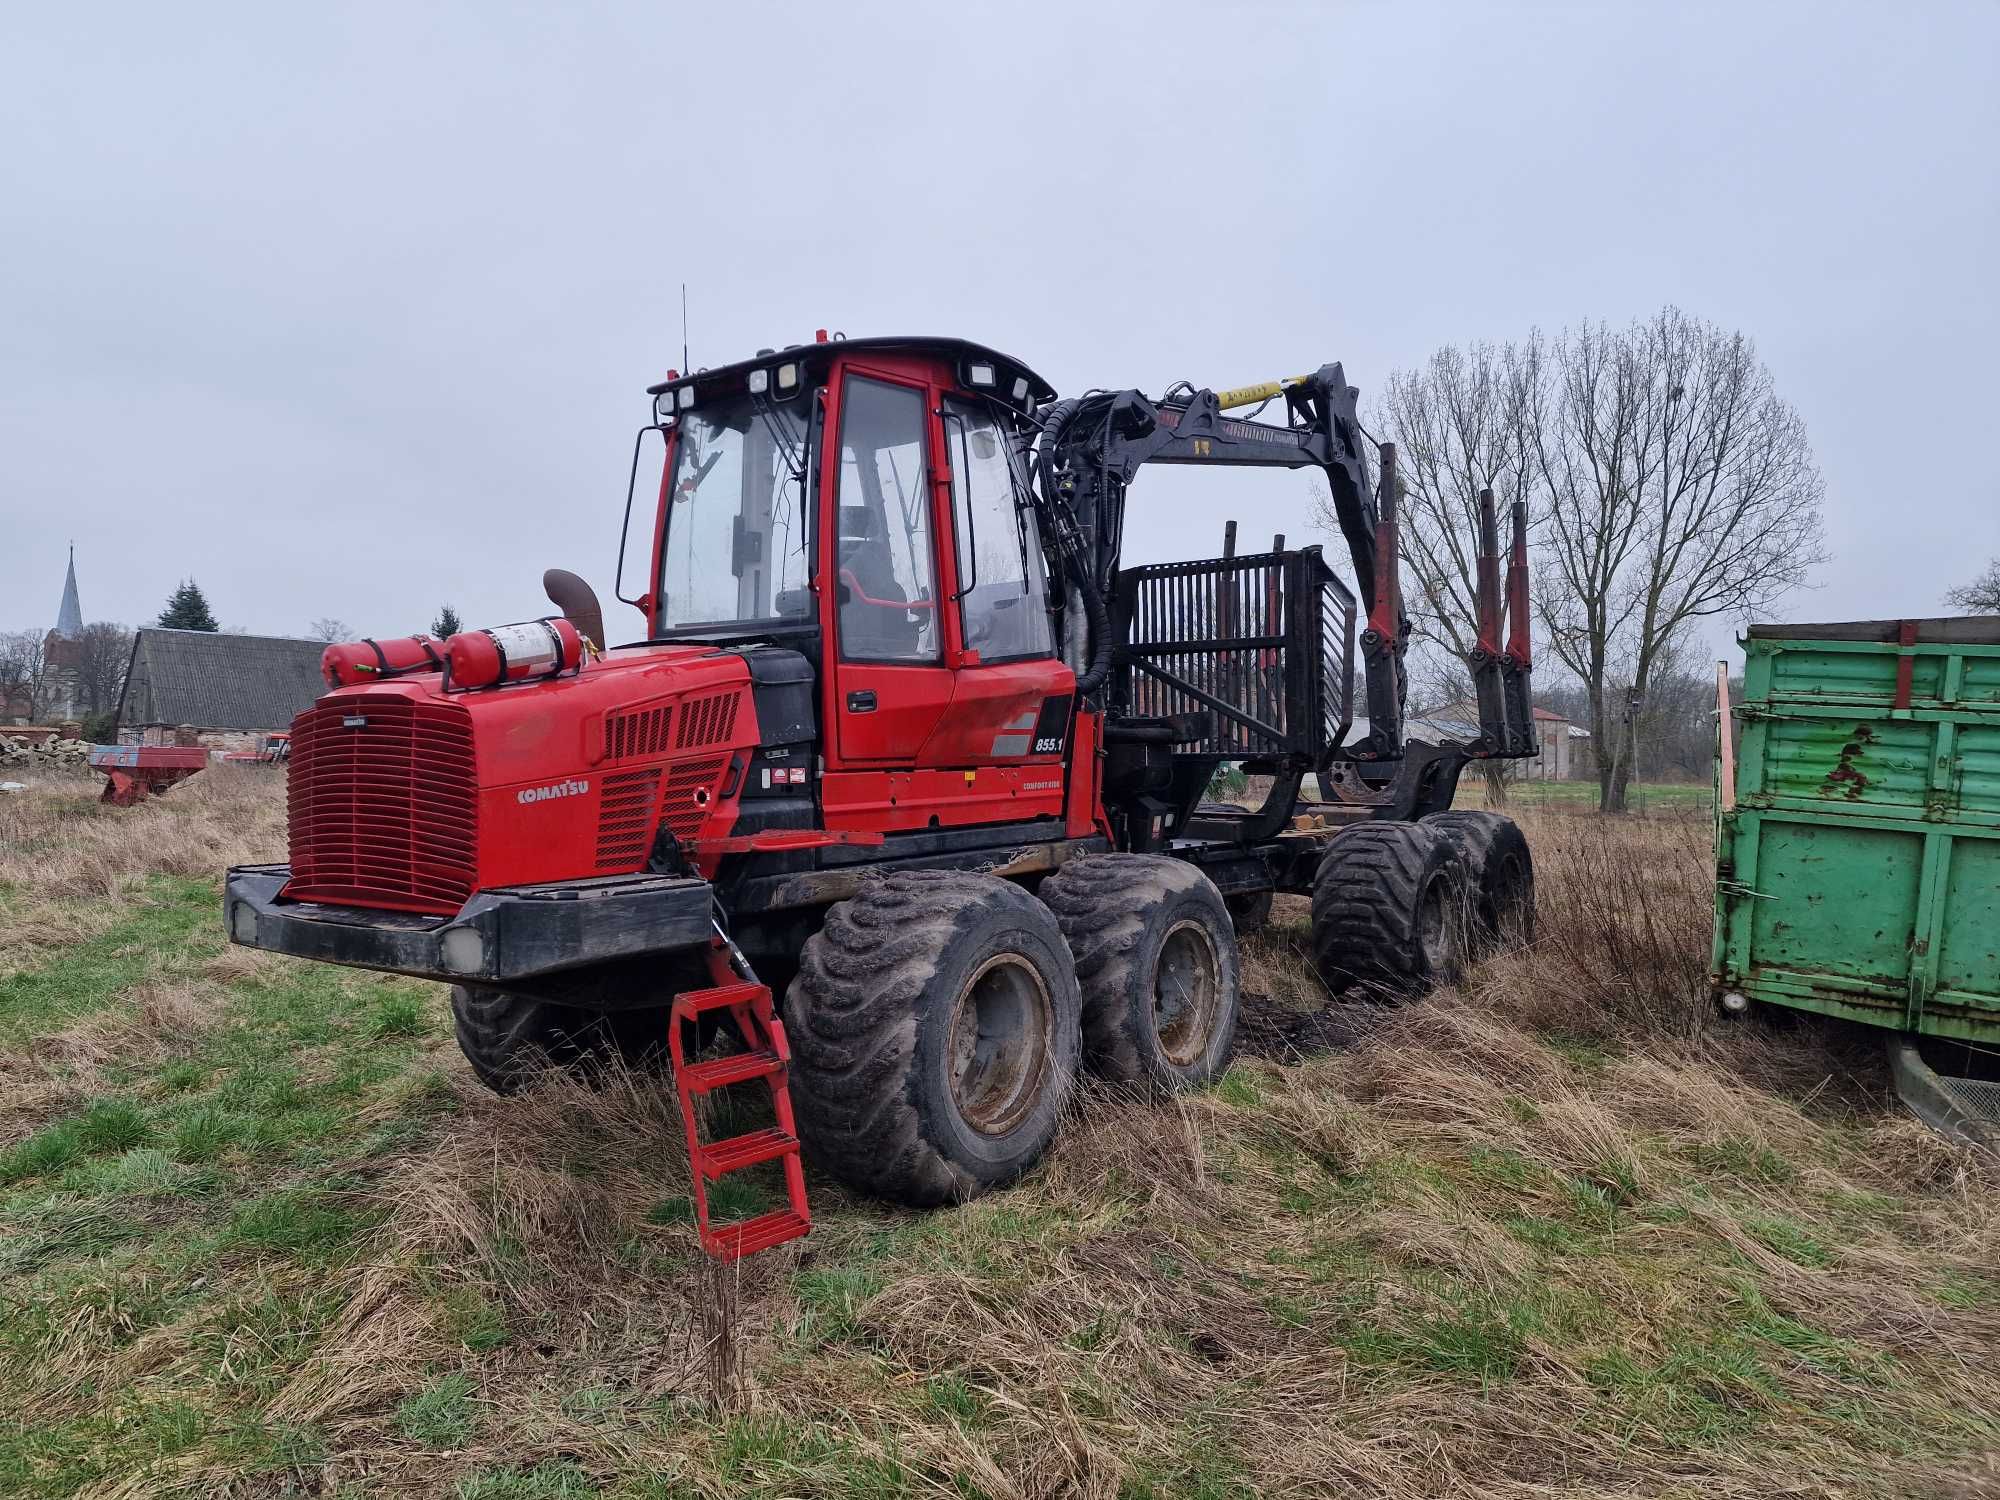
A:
321 634 447 689
444 617 584 690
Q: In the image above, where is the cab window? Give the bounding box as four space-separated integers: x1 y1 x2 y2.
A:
835 376 938 662
943 399 1054 661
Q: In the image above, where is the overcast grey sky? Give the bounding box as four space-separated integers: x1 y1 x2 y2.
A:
4 3 1995 665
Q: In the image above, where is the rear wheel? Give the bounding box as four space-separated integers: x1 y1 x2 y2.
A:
1040 854 1240 1089
1309 822 1466 997
1422 811 1534 950
785 870 1082 1206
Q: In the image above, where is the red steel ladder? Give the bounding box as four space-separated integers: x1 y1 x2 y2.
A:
667 929 811 1261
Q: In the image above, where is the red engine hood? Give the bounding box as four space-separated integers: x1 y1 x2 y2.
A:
284 643 760 912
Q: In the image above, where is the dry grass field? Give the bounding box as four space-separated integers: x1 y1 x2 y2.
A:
1 768 1995 1498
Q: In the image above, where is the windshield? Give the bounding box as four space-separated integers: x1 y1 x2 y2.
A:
656 392 813 632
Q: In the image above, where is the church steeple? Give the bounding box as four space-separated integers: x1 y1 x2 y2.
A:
55 544 83 641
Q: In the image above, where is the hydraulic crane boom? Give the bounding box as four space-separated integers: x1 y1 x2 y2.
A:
1032 363 1410 759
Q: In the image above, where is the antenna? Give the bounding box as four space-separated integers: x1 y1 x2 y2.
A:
681 283 690 377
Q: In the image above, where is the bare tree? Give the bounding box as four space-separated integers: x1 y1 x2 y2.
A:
74 622 135 716
1945 559 2000 614
0 630 51 722
1531 309 1825 811
307 618 353 642
1332 338 1545 802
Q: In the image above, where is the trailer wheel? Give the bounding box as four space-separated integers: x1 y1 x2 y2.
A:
1309 822 1466 997
1225 890 1274 936
450 986 634 1093
1421 810 1535 949
1041 855 1240 1089
786 870 1081 1206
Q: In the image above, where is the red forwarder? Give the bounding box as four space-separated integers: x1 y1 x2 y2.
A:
226 335 1539 1259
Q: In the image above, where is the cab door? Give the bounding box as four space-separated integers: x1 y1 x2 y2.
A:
823 362 955 764
927 392 1075 767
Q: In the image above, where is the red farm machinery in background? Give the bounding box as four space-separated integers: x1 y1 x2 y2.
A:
226 333 1538 1260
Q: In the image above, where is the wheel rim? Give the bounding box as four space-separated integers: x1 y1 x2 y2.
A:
1153 919 1221 1067
947 954 1054 1137
1417 878 1450 972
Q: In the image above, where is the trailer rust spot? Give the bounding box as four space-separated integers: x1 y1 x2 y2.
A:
1821 722 1874 800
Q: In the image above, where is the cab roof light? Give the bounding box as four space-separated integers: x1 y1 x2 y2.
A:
677 386 695 411
776 362 799 391
747 367 770 395
968 362 996 388
1011 375 1030 402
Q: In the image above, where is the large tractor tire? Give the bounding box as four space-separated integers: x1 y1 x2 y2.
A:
1421 810 1535 950
1040 854 1241 1090
450 986 661 1094
785 870 1082 1206
1309 822 1467 998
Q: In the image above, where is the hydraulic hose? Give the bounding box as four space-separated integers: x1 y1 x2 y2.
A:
1031 398 1115 697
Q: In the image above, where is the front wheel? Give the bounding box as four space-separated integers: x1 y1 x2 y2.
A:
785 870 1082 1206
450 986 663 1094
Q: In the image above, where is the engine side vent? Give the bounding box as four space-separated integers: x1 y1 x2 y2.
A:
676 692 740 749
660 755 730 842
595 767 663 872
605 702 673 761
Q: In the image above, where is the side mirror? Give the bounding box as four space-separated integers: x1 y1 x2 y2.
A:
543 569 607 650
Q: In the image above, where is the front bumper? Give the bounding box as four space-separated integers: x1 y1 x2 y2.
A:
223 864 715 984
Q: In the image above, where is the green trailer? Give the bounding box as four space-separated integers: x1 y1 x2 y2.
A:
1712 615 2000 1143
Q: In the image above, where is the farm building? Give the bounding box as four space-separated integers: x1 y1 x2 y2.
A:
116 628 327 750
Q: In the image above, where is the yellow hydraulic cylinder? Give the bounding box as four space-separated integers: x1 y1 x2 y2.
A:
1212 377 1311 412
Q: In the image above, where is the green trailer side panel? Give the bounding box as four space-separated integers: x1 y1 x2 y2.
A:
1717 617 2000 1045
1760 715 1932 808
1937 836 2000 1002
1768 646 1947 705
1747 820 1923 989
1960 725 2000 816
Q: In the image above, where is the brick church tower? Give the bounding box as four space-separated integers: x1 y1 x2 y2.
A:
43 545 85 722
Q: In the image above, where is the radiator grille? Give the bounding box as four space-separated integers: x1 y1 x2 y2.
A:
605 702 673 761
286 695 476 915
676 692 740 749
595 767 663 872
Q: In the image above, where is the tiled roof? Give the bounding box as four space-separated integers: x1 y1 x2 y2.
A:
118 629 326 731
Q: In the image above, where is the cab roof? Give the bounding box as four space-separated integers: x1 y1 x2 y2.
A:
646 335 1057 412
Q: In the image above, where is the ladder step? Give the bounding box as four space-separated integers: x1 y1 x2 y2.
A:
704 1208 810 1261
670 982 768 1020
680 1047 783 1094
695 1126 797 1179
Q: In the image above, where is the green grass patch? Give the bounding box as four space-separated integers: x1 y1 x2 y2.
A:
225 1188 374 1259
1742 1214 1836 1269
792 1263 888 1347
1687 1137 1797 1186
0 876 218 1042
397 1371 479 1447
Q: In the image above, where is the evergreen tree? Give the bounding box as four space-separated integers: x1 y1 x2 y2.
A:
431 603 463 637
157 579 219 631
